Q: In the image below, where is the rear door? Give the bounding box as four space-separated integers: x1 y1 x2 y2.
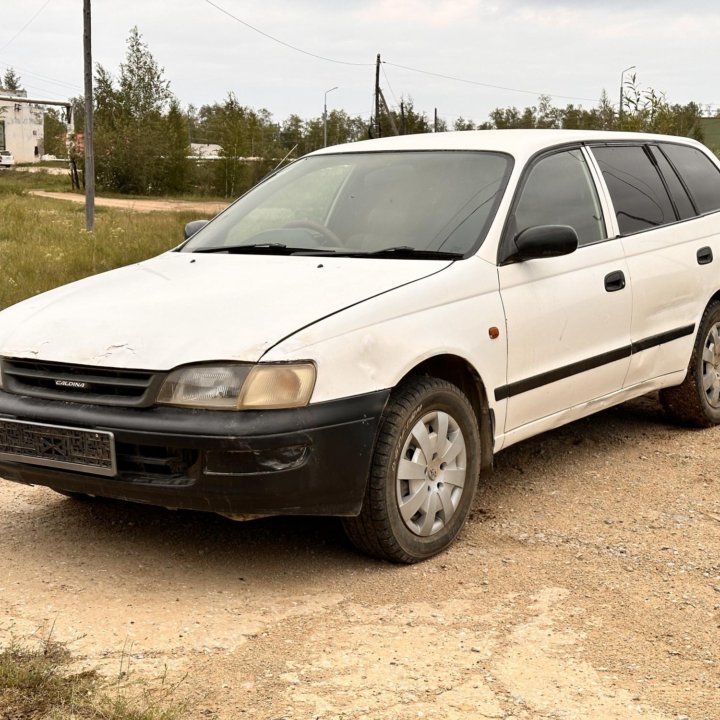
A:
589 142 720 387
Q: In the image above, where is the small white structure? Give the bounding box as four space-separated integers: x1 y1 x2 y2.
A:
190 142 223 160
0 90 43 163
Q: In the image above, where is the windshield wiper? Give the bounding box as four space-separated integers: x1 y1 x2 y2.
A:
192 243 459 259
193 243 335 255
362 246 463 259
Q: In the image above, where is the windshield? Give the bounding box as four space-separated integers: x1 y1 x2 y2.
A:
182 150 512 257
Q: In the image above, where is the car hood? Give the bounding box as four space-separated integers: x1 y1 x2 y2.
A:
0 252 451 369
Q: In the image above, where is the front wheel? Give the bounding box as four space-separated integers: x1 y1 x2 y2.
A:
343 376 481 563
660 300 720 427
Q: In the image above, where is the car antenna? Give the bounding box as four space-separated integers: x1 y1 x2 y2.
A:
271 144 298 173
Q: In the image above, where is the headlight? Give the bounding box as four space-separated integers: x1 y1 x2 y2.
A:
239 364 316 409
156 363 316 410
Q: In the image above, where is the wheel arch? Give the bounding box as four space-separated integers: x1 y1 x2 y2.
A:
705 289 720 314
397 354 494 472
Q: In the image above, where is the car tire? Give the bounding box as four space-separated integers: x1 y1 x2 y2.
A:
660 300 720 427
342 376 481 563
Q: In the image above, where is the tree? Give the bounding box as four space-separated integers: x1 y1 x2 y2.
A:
2 68 22 93
618 75 703 139
373 96 437 136
454 117 477 131
43 109 67 157
92 27 189 195
194 94 282 196
117 27 172 119
481 80 703 143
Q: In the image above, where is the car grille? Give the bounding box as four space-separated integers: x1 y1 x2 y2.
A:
1 358 163 407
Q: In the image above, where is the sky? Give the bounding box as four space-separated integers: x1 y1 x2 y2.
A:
1 0 720 128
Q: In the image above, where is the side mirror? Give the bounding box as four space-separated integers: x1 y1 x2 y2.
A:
184 219 209 240
510 225 578 262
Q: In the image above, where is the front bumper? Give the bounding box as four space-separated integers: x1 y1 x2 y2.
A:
0 389 389 516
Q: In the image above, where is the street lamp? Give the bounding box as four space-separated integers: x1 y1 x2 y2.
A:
323 86 338 147
618 65 636 124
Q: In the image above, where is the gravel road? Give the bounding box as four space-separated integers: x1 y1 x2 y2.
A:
1 393 718 719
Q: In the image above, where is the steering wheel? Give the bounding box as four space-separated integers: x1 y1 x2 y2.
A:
284 220 343 247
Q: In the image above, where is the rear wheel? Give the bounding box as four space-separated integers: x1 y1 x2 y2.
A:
343 376 481 563
660 301 720 427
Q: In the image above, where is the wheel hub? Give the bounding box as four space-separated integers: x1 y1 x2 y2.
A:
396 410 468 537
702 322 720 408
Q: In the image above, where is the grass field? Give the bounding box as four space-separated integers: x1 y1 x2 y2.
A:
0 180 213 310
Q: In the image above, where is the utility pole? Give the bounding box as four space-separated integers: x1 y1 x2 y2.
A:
83 0 95 231
323 86 338 147
434 108 438 133
374 53 381 138
378 89 399 136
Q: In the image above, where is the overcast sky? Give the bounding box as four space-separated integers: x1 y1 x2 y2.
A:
1 0 719 127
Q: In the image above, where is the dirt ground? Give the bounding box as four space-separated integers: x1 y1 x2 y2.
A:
28 190 228 214
0 393 718 720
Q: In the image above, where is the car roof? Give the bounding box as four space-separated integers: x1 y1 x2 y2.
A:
310 129 704 164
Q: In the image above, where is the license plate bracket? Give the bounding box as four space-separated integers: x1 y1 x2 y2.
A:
0 419 117 477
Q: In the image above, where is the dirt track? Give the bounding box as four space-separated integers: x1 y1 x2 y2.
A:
29 190 227 214
1 393 718 719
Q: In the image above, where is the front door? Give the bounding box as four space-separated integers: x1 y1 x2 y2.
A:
497 147 632 433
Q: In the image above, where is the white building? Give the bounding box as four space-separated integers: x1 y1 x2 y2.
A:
0 90 43 163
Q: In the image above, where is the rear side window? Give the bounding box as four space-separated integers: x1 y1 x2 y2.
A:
592 145 676 235
646 146 696 220
660 143 720 214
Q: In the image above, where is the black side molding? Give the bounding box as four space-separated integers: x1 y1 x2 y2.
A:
494 324 695 401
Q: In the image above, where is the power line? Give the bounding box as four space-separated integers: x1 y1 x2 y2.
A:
0 0 52 54
203 2 603 105
380 63 400 107
383 60 599 104
204 0 374 67
204 1 719 114
0 60 82 92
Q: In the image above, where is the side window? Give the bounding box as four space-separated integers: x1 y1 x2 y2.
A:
510 149 605 247
660 143 720 215
647 145 696 220
592 145 676 235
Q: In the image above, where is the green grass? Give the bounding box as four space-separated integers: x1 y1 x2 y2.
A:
0 167 76 192
0 638 186 719
0 167 230 203
0 193 213 310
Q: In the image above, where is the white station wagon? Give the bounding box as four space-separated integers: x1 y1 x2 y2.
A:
1 129 720 563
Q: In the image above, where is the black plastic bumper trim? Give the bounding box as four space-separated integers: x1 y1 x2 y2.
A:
0 389 390 516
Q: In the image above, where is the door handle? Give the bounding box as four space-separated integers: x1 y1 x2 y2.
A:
604 270 626 292
697 246 713 265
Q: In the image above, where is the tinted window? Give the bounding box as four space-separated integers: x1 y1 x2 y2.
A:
647 146 696 220
592 145 676 235
509 149 605 247
182 151 512 256
661 143 720 214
